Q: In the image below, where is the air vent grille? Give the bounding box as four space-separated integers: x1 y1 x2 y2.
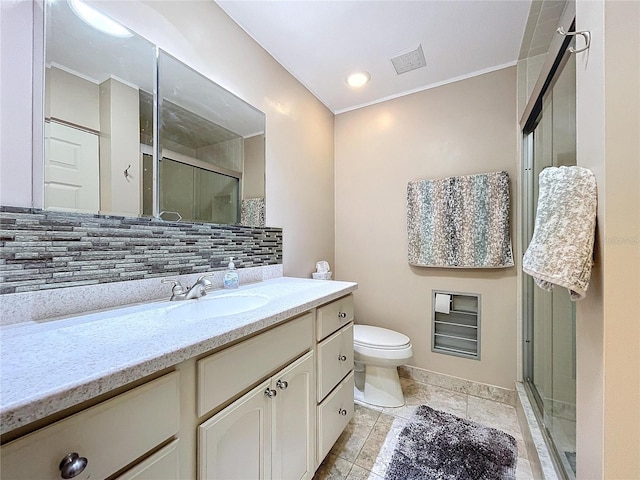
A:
390 44 427 75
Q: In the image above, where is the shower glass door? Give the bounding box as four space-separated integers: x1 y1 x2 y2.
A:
524 52 576 479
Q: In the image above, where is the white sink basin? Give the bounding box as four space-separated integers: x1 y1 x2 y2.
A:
164 293 270 320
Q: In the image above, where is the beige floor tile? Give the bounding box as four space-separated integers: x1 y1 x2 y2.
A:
345 464 384 480
467 394 522 438
419 383 468 418
353 413 395 470
314 453 353 480
330 416 375 462
382 378 467 419
467 395 527 462
369 418 408 478
514 433 528 460
354 413 407 477
328 386 532 480
516 456 535 480
354 398 384 413
353 403 381 427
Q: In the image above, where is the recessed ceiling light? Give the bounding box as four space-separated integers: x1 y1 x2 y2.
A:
346 72 371 88
69 0 133 38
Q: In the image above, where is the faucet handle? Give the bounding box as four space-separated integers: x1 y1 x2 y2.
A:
161 278 186 294
197 274 215 289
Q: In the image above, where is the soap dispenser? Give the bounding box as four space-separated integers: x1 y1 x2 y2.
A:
223 257 239 289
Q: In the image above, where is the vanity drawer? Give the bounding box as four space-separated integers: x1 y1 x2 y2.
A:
115 439 180 480
1 372 180 480
316 294 354 341
317 322 353 401
317 371 354 463
198 312 313 417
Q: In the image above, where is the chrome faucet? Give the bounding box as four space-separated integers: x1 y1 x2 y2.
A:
162 274 214 301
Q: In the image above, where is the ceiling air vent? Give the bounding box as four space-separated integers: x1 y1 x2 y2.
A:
390 44 426 75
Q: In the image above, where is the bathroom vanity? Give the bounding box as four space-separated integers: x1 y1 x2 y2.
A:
0 277 357 479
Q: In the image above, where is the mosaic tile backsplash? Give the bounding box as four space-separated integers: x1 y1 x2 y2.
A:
0 207 283 295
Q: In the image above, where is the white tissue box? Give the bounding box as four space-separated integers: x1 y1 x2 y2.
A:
312 272 332 280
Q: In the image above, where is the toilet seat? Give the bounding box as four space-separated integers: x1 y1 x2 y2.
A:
354 325 410 350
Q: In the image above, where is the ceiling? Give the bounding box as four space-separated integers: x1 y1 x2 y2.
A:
216 0 533 114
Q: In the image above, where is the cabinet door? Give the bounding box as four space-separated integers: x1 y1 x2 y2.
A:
272 352 315 480
199 379 272 480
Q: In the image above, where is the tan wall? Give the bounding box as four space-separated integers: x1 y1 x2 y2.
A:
0 1 35 208
99 78 141 217
335 67 519 389
576 1 640 478
243 134 266 199
48 66 100 131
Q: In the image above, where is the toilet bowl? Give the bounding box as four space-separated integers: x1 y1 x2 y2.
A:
353 325 413 408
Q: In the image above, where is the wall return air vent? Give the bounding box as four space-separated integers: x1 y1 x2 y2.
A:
431 290 481 360
390 44 427 75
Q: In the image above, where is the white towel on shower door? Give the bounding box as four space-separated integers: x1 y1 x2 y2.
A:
522 166 597 300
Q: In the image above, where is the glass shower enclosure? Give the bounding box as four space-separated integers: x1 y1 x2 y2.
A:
523 51 577 479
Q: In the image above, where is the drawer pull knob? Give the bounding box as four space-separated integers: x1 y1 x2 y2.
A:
338 354 347 362
338 312 347 319
59 452 88 479
338 408 348 416
264 388 277 398
276 379 288 390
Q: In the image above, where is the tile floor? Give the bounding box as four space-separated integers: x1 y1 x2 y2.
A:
314 376 535 480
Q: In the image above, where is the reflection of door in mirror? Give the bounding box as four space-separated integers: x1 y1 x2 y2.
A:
45 122 99 213
44 0 155 218
45 65 143 217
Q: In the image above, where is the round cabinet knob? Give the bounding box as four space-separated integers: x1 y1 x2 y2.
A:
264 388 277 398
338 408 348 416
338 355 347 362
59 453 88 479
338 312 347 319
276 380 288 390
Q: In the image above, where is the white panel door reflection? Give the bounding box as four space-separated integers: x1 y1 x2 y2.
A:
45 122 99 213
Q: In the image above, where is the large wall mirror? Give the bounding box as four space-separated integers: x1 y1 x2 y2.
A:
44 0 266 226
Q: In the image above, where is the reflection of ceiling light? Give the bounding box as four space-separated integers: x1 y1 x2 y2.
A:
346 72 371 88
69 0 133 37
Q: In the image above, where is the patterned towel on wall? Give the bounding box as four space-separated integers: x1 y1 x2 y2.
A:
523 166 597 300
240 197 265 227
407 171 514 268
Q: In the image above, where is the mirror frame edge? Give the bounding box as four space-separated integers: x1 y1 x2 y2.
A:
32 0 45 210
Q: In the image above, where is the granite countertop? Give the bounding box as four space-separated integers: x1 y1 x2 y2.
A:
0 277 357 435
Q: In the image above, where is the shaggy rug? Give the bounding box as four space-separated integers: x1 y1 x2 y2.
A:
385 405 518 480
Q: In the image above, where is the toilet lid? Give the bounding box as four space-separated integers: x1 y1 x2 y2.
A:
354 325 410 349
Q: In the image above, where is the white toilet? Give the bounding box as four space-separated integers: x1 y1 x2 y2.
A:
353 325 413 408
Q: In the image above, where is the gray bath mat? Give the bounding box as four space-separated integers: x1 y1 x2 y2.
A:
385 405 517 480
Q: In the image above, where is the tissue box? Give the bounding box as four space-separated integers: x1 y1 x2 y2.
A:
312 272 332 280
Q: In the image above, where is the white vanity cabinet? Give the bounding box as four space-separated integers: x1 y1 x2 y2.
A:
198 352 315 480
0 372 180 480
315 294 355 464
0 280 358 480
197 311 315 480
